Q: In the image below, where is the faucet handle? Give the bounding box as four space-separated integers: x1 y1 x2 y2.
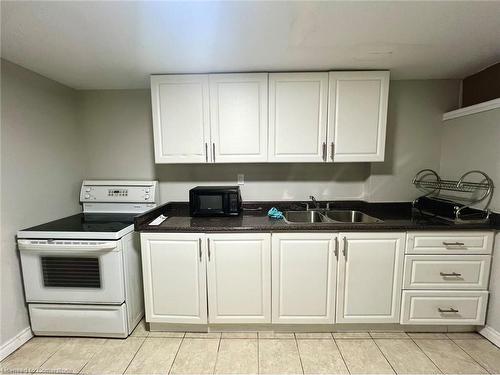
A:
301 202 310 210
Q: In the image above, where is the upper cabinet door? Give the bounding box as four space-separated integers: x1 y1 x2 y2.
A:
328 71 390 162
209 73 268 163
269 73 329 162
151 75 211 163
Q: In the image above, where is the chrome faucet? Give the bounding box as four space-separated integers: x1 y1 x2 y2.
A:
309 195 320 209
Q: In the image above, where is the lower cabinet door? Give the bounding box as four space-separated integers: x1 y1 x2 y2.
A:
140 233 208 324
336 232 405 323
272 233 338 324
207 233 271 323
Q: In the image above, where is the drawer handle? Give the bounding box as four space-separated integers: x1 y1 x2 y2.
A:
443 241 465 247
438 307 459 313
440 272 462 277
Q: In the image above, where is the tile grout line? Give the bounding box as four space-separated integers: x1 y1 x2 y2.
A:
257 335 260 375
448 338 491 374
121 336 147 375
35 337 70 374
167 333 185 375
331 336 351 375
77 338 108 375
410 336 444 374
371 337 398 375
212 335 222 375
293 333 305 375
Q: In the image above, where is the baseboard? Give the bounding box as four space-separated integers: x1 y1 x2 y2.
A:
479 325 500 348
0 327 33 361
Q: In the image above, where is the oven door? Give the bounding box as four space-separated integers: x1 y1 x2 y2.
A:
18 239 125 304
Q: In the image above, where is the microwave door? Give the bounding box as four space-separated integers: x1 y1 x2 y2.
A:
198 194 224 214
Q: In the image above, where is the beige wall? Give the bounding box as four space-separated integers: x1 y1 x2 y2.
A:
0 60 84 347
486 233 500 336
440 108 500 212
78 90 156 180
439 108 500 334
368 80 460 201
79 80 460 202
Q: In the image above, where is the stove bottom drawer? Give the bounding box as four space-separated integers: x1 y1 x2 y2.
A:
401 291 488 325
29 303 128 337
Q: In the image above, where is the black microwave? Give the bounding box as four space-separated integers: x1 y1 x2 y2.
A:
189 186 242 217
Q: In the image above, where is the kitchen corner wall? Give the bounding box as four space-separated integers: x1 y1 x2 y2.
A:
440 108 500 212
78 79 460 203
0 60 84 350
439 107 500 337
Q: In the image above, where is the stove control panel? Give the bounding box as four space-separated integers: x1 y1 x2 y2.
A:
80 180 159 204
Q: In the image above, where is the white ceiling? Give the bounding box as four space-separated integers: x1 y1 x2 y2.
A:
2 1 500 89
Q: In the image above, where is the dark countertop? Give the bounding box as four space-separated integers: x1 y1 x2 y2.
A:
134 201 500 233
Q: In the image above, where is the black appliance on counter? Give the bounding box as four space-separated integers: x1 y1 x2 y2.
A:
189 186 242 217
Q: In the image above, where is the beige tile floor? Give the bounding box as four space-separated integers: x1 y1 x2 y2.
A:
1 321 499 375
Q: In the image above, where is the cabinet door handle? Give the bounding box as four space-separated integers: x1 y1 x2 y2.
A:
443 241 465 247
207 239 211 261
438 307 459 313
198 238 202 262
440 272 462 277
205 143 208 163
212 143 216 163
322 142 326 161
330 142 334 161
334 237 339 259
342 236 347 259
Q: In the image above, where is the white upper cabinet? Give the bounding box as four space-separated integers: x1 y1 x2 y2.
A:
269 72 329 162
151 75 210 163
151 71 389 163
209 73 268 163
206 233 271 323
336 232 405 323
328 71 390 162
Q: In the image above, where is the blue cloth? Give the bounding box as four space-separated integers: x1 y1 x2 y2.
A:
268 207 284 220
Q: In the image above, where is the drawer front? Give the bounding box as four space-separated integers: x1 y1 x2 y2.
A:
401 291 488 325
406 232 493 254
29 303 128 337
403 255 491 290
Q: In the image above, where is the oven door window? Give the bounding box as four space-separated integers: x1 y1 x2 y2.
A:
41 256 101 288
198 195 223 211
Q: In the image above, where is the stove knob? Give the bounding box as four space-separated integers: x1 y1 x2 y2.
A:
145 194 150 200
84 194 90 199
85 187 91 192
145 188 150 193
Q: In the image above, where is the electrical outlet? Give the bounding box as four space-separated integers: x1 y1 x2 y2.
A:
237 174 244 185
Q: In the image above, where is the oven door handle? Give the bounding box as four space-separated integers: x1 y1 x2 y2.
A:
17 240 118 253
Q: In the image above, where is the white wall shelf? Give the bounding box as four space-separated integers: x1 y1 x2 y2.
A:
443 98 500 121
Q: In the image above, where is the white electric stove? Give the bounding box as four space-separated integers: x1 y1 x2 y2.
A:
17 180 158 338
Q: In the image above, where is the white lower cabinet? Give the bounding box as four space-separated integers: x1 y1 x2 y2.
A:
141 230 492 328
401 231 492 326
207 233 271 323
401 290 489 325
140 233 208 324
272 233 338 324
336 232 405 323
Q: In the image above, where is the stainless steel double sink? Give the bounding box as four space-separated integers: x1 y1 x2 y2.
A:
283 209 383 224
